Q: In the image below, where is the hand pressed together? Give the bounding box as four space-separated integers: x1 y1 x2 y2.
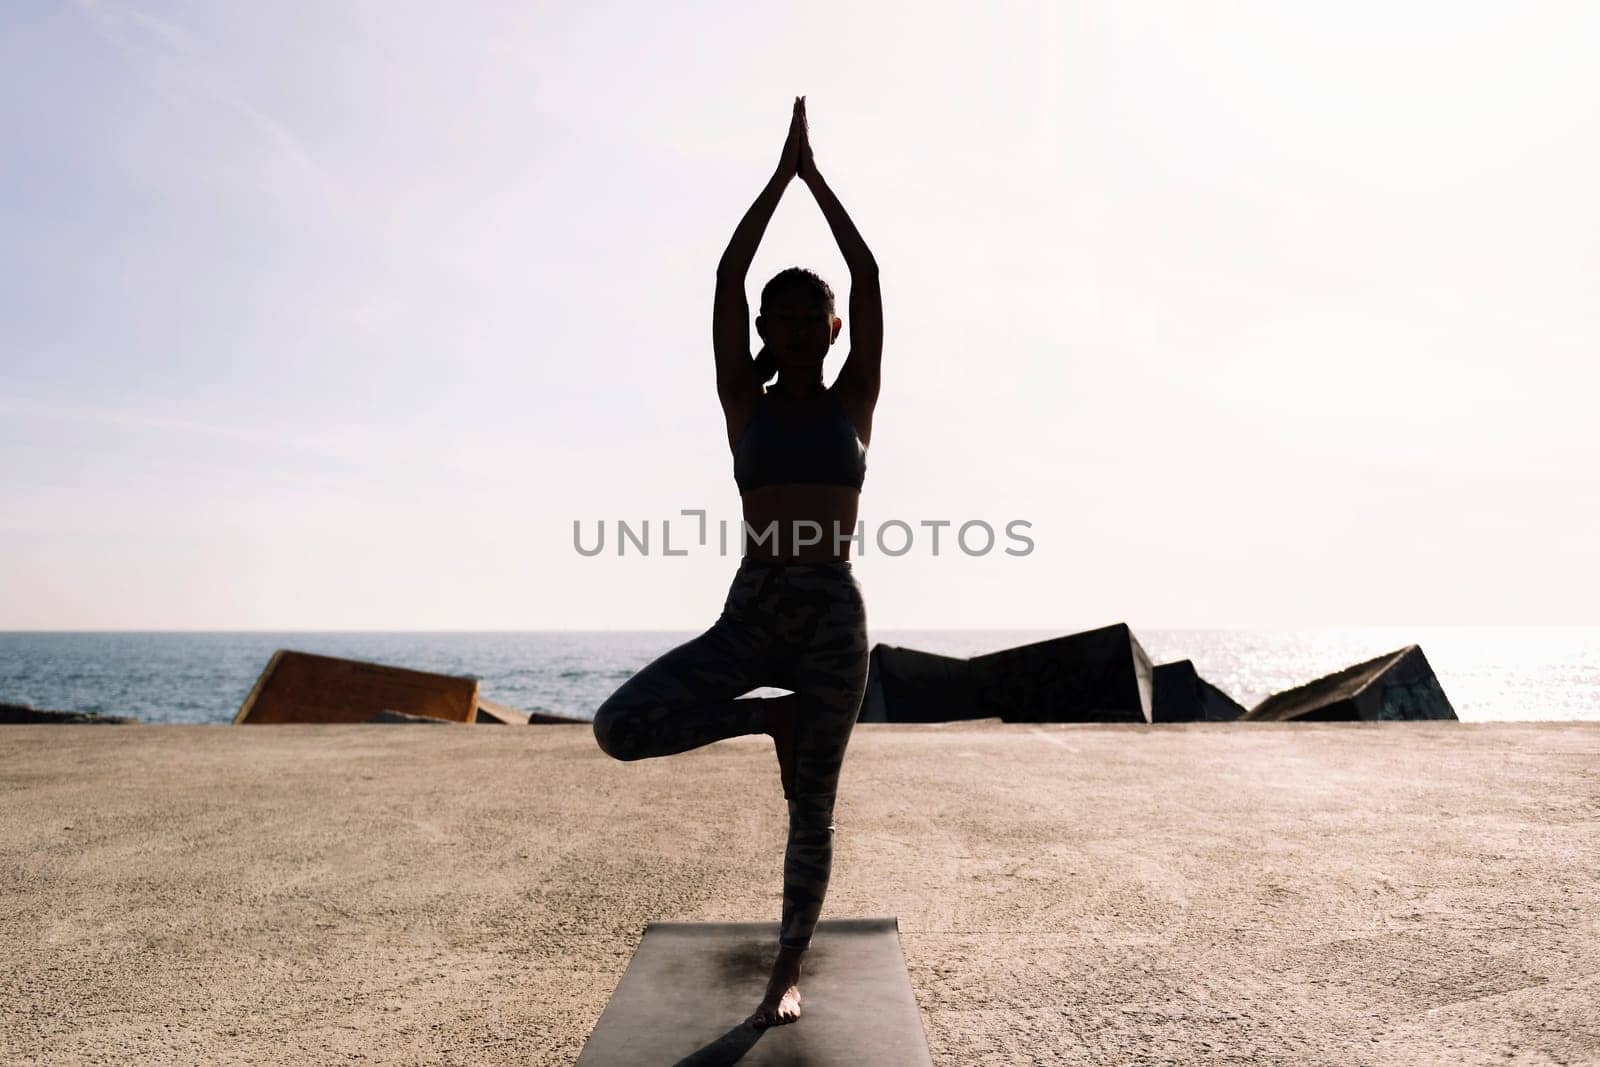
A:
775 96 822 186
796 97 820 185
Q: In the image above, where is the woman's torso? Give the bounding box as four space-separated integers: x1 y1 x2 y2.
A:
726 384 874 563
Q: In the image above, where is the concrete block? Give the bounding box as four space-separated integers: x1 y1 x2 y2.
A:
971 624 1153 723
1152 660 1245 723
235 650 479 725
367 709 454 725
475 698 533 725
859 645 984 723
1245 645 1457 721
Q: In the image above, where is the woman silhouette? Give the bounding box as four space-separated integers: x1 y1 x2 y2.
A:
590 97 880 1028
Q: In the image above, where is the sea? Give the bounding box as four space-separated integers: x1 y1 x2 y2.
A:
1 628 1596 725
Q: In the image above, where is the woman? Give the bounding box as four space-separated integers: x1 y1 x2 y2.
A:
590 96 881 1029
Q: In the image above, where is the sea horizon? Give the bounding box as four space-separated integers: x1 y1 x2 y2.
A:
4 626 1597 726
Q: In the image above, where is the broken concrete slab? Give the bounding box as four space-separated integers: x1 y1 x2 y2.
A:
527 710 590 725
971 623 1153 723
366 709 454 725
474 698 530 725
1245 645 1457 722
859 645 985 724
1152 660 1246 723
234 650 479 725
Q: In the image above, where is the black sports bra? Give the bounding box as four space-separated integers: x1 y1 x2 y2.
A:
732 388 867 494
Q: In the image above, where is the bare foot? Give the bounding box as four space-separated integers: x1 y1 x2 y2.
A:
765 694 800 800
749 945 804 1028
749 984 801 1028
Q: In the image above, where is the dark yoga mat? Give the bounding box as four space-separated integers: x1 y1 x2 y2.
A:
575 917 933 1066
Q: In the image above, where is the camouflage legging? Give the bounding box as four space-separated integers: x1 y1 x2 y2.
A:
591 557 869 951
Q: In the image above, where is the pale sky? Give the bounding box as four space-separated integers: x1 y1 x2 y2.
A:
2 1 1598 629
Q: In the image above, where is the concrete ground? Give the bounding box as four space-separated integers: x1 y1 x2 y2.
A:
2 722 1596 1066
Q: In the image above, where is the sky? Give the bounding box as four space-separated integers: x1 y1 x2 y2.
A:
2 1 1598 630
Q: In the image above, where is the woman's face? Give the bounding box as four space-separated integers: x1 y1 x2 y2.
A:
758 292 840 366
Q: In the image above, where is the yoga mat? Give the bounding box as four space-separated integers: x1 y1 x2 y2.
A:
576 918 932 1066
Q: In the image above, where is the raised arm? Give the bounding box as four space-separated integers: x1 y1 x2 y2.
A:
713 99 804 405
797 99 881 405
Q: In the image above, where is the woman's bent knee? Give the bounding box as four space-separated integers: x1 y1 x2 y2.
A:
592 704 642 761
